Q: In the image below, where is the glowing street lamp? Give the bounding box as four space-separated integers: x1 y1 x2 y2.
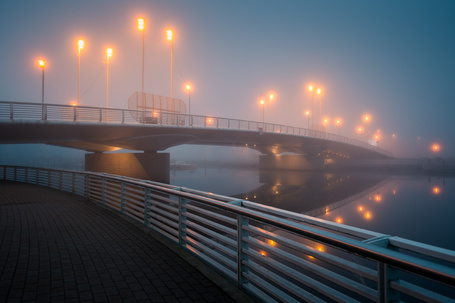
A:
186 84 191 114
260 99 265 125
106 48 113 108
137 18 145 110
167 29 174 107
335 119 341 135
38 59 45 120
431 144 441 153
317 88 322 122
38 59 45 105
77 39 84 104
309 85 314 127
305 111 310 128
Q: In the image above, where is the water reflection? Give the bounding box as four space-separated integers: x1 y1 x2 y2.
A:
239 170 388 215
170 167 455 250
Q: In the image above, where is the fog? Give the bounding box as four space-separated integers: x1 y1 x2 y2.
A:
1 0 454 160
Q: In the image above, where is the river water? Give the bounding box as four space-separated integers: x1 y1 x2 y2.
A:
170 166 455 251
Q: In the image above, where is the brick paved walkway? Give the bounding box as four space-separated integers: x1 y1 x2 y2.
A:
0 181 251 302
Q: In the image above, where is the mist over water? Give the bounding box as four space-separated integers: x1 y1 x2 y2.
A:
1 143 454 250
171 166 455 251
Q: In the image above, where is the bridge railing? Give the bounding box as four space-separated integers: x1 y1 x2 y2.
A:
0 101 391 157
1 165 454 302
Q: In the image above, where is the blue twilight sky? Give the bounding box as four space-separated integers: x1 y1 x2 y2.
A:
1 0 454 158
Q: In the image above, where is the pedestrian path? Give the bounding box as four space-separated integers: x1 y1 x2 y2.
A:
0 181 252 302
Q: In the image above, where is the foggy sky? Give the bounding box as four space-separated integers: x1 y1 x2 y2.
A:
1 0 454 158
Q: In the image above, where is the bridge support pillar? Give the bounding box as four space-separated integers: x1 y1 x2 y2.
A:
259 154 324 171
85 152 170 183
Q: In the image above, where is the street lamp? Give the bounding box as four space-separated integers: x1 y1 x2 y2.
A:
38 59 45 120
38 59 45 104
335 119 341 135
260 99 265 125
305 111 310 128
317 88 321 123
167 29 173 110
137 18 145 110
106 48 113 108
78 39 84 104
309 85 314 127
186 84 191 114
268 93 274 123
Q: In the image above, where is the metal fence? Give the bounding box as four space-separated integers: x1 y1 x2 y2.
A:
0 101 392 157
1 165 454 302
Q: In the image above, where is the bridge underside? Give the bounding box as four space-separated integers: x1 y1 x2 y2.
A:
0 120 391 179
0 120 391 160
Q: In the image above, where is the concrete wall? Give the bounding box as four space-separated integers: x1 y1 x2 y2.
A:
85 152 170 183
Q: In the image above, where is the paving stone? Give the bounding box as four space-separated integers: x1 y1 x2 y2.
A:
0 181 243 302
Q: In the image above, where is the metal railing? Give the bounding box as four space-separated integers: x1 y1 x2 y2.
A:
0 101 392 157
1 165 454 302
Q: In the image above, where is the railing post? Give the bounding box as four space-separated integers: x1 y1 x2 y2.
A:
122 109 125 123
73 106 77 122
144 188 151 227
72 172 75 194
120 183 126 213
378 261 400 302
10 103 13 119
41 104 47 120
99 108 102 123
178 197 188 246
237 214 249 288
102 179 107 205
85 175 91 199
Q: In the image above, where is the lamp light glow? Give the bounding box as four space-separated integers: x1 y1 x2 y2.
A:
78 40 84 52
167 29 173 40
137 18 144 30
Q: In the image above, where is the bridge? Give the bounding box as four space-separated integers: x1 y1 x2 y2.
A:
0 101 392 181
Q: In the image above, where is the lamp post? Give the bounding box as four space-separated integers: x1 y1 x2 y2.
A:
305 111 310 128
167 29 174 110
317 88 321 123
77 40 84 104
38 59 45 119
137 18 145 110
106 48 112 108
38 59 45 104
186 84 191 114
260 99 265 125
336 119 341 135
268 93 274 123
309 85 314 127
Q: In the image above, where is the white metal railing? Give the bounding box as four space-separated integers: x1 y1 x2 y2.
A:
1 165 454 302
0 101 392 157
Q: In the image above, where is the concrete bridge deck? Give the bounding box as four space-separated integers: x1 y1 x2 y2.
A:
0 181 251 302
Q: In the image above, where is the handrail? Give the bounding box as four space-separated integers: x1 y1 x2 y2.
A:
1 165 453 302
0 100 392 157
